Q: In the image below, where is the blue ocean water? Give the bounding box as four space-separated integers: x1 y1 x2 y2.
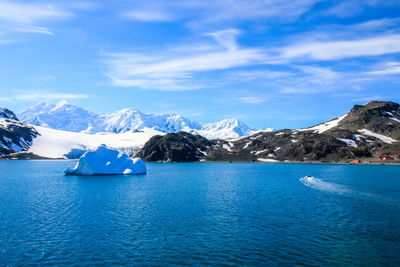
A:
0 161 399 266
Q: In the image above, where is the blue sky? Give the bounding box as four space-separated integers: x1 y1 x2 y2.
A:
0 0 400 130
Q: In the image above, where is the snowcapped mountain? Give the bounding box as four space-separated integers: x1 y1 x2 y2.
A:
0 107 19 121
99 108 202 134
18 101 98 133
18 101 257 139
0 107 39 155
194 119 257 140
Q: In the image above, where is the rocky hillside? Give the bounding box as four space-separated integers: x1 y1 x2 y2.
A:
0 108 39 155
139 132 215 162
211 101 400 162
140 101 400 162
325 101 400 139
2 100 399 161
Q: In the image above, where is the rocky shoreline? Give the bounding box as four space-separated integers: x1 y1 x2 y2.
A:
2 101 400 163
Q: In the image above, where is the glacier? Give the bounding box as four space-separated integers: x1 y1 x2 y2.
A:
64 145 146 175
28 125 164 158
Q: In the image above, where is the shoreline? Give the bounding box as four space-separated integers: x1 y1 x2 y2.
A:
1 158 400 165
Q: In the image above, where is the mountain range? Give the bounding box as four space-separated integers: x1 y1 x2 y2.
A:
139 101 400 162
1 100 399 161
18 101 261 139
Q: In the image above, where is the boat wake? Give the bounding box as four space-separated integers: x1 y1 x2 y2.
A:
299 176 354 196
299 176 399 206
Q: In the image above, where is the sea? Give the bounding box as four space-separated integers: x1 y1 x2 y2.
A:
0 160 399 266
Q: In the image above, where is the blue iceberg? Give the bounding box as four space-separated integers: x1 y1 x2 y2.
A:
64 145 146 175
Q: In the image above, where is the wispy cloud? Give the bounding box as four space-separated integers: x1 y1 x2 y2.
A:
0 92 89 102
322 0 398 18
122 0 319 27
123 10 173 22
351 18 400 31
236 96 266 105
351 96 385 102
103 29 269 90
0 1 72 36
365 62 400 75
105 8 400 98
280 34 400 61
230 70 291 81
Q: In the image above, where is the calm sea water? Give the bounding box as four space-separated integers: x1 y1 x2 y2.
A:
0 161 399 266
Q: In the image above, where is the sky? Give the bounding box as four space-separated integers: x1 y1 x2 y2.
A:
0 0 400 130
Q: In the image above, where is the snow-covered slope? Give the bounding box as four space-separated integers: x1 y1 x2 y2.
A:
18 101 99 133
28 126 164 158
298 114 348 133
100 108 202 133
0 107 39 155
18 101 256 139
194 119 257 139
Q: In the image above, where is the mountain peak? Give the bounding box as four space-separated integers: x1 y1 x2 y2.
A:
56 100 68 107
0 107 19 121
17 102 258 139
352 101 400 113
118 107 141 113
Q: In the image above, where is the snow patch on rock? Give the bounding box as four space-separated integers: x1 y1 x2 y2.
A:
338 138 358 148
358 129 397 144
257 158 279 163
298 114 347 133
255 148 268 155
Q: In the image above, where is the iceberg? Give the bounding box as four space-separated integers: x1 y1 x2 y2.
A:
64 145 146 175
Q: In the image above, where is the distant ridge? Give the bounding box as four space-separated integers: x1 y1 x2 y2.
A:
170 100 400 162
2 100 399 161
18 101 262 139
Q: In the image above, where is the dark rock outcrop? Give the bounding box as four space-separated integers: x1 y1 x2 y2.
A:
0 107 19 121
0 108 39 155
139 131 215 162
137 101 399 162
0 152 51 160
333 101 400 140
179 101 400 162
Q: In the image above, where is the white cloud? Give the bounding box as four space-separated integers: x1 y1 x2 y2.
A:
122 0 319 26
0 1 74 37
365 62 400 75
206 29 241 50
123 10 173 22
280 34 400 60
103 29 269 90
0 1 71 23
351 18 400 31
296 65 340 80
237 96 266 105
275 65 360 94
323 1 363 17
229 69 291 82
322 0 398 18
0 92 89 102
